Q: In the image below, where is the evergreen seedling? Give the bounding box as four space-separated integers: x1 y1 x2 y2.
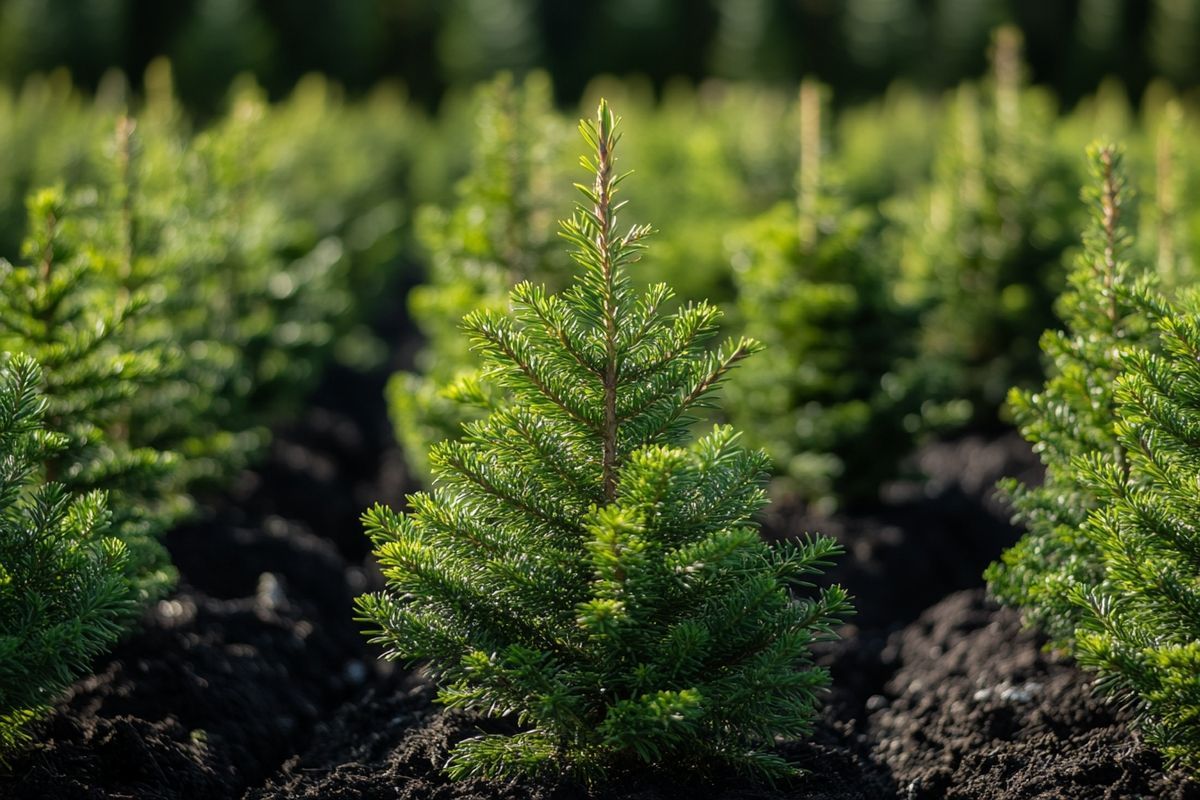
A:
0 186 180 604
358 101 850 783
389 73 569 482
0 354 134 759
727 81 920 508
892 27 1077 425
191 76 413 421
91 71 416 484
93 108 267 485
1072 287 1200 770
988 141 1200 772
987 144 1155 645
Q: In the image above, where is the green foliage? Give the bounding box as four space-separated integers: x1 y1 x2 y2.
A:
173 71 414 431
0 185 181 603
390 72 571 481
988 143 1200 770
93 88 268 484
580 79 795 303
725 81 922 508
359 100 850 783
392 78 805 488
20 63 421 487
0 65 424 759
0 354 135 758
834 82 936 204
1071 288 1200 770
391 51 1200 511
891 28 1080 426
0 70 120 260
1138 91 1200 294
987 144 1156 645
0 62 420 488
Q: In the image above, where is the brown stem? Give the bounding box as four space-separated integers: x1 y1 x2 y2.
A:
1097 146 1128 478
797 80 821 251
1098 147 1120 325
596 104 619 503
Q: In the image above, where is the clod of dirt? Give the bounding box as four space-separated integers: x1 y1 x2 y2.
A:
870 590 1200 800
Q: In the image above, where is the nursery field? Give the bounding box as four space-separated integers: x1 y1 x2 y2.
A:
7 25 1200 800
5 313 1193 800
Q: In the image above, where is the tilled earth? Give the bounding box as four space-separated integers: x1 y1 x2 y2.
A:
3 349 1198 799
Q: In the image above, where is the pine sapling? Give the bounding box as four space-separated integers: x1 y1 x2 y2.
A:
0 186 180 605
389 72 569 482
0 354 133 759
727 80 920 509
357 100 850 783
1071 287 1200 770
988 144 1156 644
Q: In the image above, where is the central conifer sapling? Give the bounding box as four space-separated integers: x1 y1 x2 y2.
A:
357 101 851 783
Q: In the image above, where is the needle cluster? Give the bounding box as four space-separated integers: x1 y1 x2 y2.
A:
0 355 133 759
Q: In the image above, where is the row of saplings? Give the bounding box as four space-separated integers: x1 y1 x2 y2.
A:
2 102 1199 787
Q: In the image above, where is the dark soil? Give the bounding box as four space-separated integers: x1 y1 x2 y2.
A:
0 351 409 799
248 671 891 800
3 333 1197 797
870 590 1200 800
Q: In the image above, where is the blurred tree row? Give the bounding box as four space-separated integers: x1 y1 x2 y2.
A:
2 0 1199 113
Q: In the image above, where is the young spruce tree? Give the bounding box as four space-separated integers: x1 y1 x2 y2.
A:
988 143 1200 772
727 80 919 509
358 101 850 783
987 144 1155 645
389 73 569 482
1072 286 1200 770
0 354 134 758
891 27 1077 426
91 105 266 486
0 185 180 605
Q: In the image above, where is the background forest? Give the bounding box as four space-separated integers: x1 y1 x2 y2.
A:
3 0 1200 112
